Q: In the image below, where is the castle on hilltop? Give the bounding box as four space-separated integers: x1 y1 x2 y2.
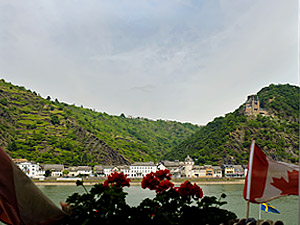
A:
243 95 268 116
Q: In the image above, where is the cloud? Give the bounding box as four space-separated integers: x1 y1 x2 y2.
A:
0 0 298 125
130 85 155 93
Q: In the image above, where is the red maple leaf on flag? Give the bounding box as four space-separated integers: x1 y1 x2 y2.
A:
271 170 299 195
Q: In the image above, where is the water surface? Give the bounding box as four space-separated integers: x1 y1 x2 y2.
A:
38 184 298 224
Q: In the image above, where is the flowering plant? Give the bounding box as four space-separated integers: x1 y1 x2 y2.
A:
103 171 131 187
62 170 236 225
141 169 174 192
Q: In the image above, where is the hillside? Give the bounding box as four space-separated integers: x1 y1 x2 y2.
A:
165 84 299 165
0 79 199 165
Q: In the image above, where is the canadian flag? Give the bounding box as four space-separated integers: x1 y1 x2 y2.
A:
243 141 299 203
0 147 66 225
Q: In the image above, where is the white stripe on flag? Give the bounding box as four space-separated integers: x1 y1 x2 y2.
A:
246 140 255 200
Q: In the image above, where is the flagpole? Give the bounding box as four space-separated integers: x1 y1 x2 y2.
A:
246 201 250 219
246 140 255 219
258 204 261 220
298 1 300 224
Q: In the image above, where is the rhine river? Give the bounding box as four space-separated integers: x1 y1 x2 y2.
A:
38 183 298 225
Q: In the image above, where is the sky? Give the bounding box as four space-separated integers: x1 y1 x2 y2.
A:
0 0 298 125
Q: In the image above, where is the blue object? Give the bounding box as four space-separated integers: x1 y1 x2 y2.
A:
261 202 280 214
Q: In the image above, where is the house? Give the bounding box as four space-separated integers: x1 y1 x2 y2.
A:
192 165 206 178
77 166 93 176
17 161 44 178
233 165 245 177
212 166 222 178
205 165 214 177
67 166 78 177
222 165 235 177
158 160 184 178
42 164 64 177
103 166 113 177
94 165 106 177
67 166 92 177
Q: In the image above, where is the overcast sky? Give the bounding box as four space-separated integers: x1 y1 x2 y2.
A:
0 0 298 125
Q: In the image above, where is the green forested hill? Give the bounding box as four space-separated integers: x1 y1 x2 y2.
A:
165 84 299 165
0 79 199 165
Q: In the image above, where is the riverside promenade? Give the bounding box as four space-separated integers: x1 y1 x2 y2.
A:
34 178 245 186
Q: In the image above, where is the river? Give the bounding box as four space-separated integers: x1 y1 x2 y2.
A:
38 183 298 225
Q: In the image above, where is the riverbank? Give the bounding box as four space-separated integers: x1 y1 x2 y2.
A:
34 178 245 186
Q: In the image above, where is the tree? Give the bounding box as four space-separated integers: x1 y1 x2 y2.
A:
8 140 17 152
50 114 60 125
63 170 69 177
45 169 51 177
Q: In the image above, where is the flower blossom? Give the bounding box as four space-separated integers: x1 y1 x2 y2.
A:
104 172 131 187
141 169 174 193
156 179 174 193
175 180 203 199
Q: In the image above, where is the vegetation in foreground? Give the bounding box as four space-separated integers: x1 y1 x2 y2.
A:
61 170 237 225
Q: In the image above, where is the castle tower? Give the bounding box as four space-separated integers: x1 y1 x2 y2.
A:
244 95 260 116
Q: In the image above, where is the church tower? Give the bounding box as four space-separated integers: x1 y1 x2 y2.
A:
184 155 194 178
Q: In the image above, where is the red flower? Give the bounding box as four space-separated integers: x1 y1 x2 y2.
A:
141 169 174 193
156 179 174 193
175 180 203 199
104 172 131 187
156 169 172 180
141 172 159 190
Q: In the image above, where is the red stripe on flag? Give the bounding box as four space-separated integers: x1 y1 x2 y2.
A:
243 144 268 202
0 147 23 225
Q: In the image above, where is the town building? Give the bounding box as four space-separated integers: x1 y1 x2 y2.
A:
17 161 43 178
222 164 246 177
192 165 206 177
42 164 64 177
222 164 235 177
205 165 214 177
184 156 194 178
233 165 245 177
129 162 157 178
14 156 248 180
157 160 184 178
212 166 222 178
67 166 93 177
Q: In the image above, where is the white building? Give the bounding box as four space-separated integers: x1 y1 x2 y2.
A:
233 165 245 177
103 166 113 177
192 165 206 178
184 156 194 178
77 166 93 176
158 160 184 178
118 165 131 176
17 161 44 178
128 162 157 178
212 166 222 178
67 166 92 177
